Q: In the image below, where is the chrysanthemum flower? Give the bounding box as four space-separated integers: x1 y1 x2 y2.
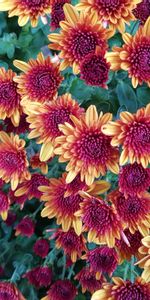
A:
13 52 63 104
15 216 35 237
92 277 150 300
4 114 29 135
0 282 26 300
77 0 141 34
50 0 71 30
136 235 150 282
119 163 150 197
106 17 150 88
8 188 27 209
41 280 77 300
109 189 150 236
33 239 50 258
82 246 118 278
5 211 17 227
75 192 122 247
0 191 10 221
79 47 110 88
49 4 111 74
102 104 150 167
75 267 104 294
15 173 49 200
24 266 52 288
116 229 142 262
55 105 119 185
0 0 51 27
27 93 84 161
0 68 21 127
0 132 30 190
54 228 86 262
30 154 49 175
133 0 150 24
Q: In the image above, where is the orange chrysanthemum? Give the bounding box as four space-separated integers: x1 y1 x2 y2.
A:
0 0 51 27
75 192 122 247
0 282 26 300
106 17 150 88
0 68 22 127
27 93 84 161
0 131 30 190
13 52 63 105
30 154 49 175
55 105 119 186
48 4 111 74
102 104 150 167
92 277 150 300
109 189 150 236
40 172 109 234
136 236 150 282
77 0 141 34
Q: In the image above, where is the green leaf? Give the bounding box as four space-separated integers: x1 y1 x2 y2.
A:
75 294 86 300
69 78 94 104
136 86 150 105
116 81 137 113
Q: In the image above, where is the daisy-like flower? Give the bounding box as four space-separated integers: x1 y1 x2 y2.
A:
82 246 118 278
133 0 150 24
55 105 119 186
119 163 150 197
102 104 150 167
50 0 71 30
109 189 150 236
49 4 111 74
79 47 110 88
106 17 150 88
0 191 10 221
33 238 50 258
116 229 142 262
41 280 77 300
14 173 49 200
77 0 141 34
0 282 26 300
24 266 52 288
30 154 49 175
15 216 35 237
0 132 30 191
92 277 150 300
40 172 110 234
27 93 84 162
136 235 150 282
4 114 29 135
54 228 86 262
75 192 122 247
0 68 21 127
75 267 104 294
13 52 63 104
0 0 51 27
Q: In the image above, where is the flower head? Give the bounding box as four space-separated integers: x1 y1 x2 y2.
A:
13 53 63 104
106 17 150 88
133 0 150 24
75 267 104 293
77 0 141 34
55 105 119 186
92 277 150 300
0 132 30 190
0 191 10 221
75 193 122 247
119 163 150 197
42 280 77 300
0 68 21 127
0 282 26 300
33 239 50 258
54 228 86 262
15 216 35 237
24 266 52 288
30 154 49 174
136 235 150 282
83 246 118 278
80 47 110 88
102 104 150 167
0 0 51 27
27 93 84 161
109 189 150 236
50 0 71 30
49 4 110 74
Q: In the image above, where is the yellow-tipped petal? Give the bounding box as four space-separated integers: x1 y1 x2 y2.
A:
40 142 54 162
1 211 8 221
63 4 79 26
13 60 30 72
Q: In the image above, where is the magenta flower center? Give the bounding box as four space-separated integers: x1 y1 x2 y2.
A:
0 80 20 111
20 0 50 12
125 122 150 154
56 191 82 216
95 0 123 12
0 150 26 175
130 40 150 81
0 287 18 300
114 282 148 300
51 0 70 29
